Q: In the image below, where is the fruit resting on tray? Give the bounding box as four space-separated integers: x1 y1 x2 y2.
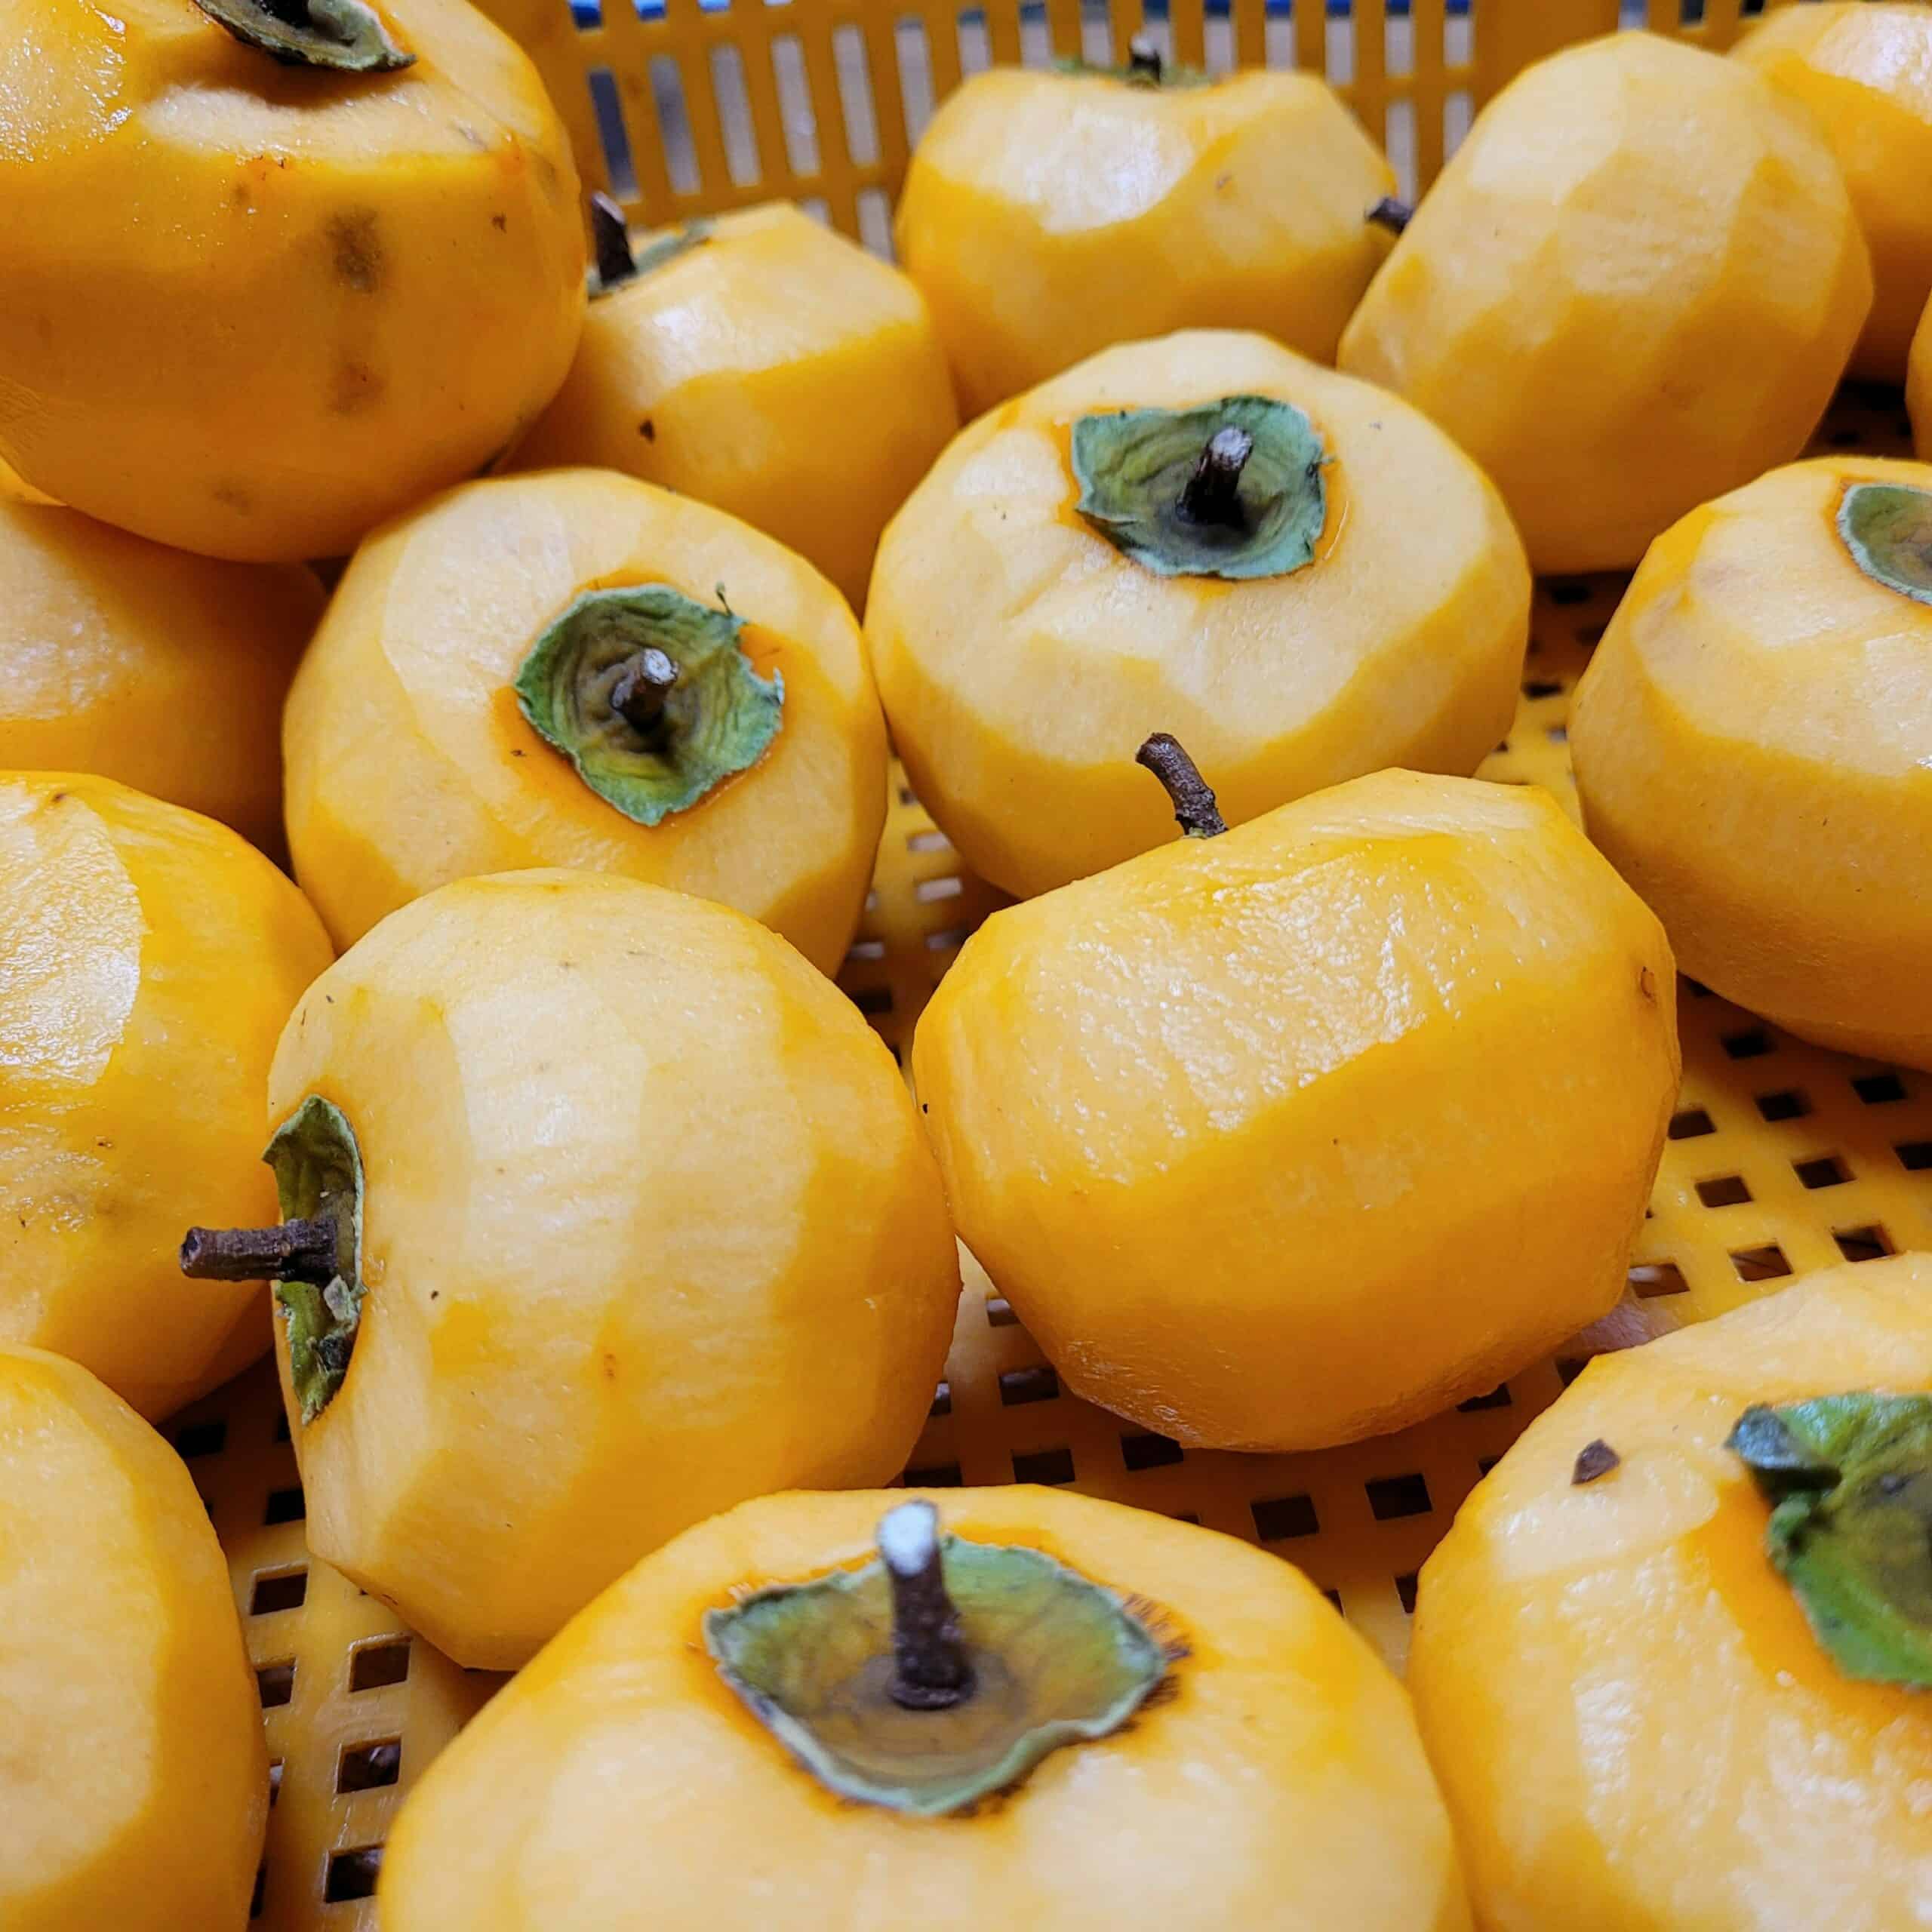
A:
2 5 1932 1927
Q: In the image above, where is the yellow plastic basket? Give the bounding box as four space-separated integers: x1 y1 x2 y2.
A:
167 4 1932 1924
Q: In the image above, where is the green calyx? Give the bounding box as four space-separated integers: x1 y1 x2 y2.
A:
514 584 783 828
1072 395 1329 581
704 1501 1171 1816
265 1098 368 1425
1726 1394 1932 1688
1838 481 1932 607
192 0 413 72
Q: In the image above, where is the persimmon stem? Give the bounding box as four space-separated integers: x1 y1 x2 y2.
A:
1137 732 1227 839
611 647 679 733
590 192 638 289
879 1501 974 1710
1128 32 1161 79
1178 426 1252 529
1367 195 1413 235
180 1218 337 1286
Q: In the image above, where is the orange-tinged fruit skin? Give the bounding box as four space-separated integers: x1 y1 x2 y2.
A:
867 328 1530 900
1339 32 1872 574
0 1345 266 1930
1735 2 1932 383
0 500 321 851
270 871 960 1669
0 0 584 563
284 468 888 975
379 1486 1472 1930
912 770 1678 1452
1912 294 1932 457
514 202 959 611
1571 457 1932 1070
1411 1256 1932 1932
0 772 333 1419
897 67 1396 417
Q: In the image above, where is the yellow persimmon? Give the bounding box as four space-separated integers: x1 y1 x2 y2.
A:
0 0 584 563
867 328 1528 900
0 500 321 851
0 772 332 1418
1571 457 1932 1070
0 1346 266 1929
190 870 958 1670
515 201 958 611
1735 2 1932 383
913 759 1678 1452
1411 1256 1932 1930
897 52 1395 417
380 1486 1471 1930
284 467 888 974
1340 32 1871 574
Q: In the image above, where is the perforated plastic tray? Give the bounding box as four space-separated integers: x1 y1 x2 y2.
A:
178 387 1932 1930
166 2 1928 1921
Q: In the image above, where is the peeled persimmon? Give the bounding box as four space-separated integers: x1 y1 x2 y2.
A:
913 752 1678 1451
0 0 584 561
380 1487 1471 1930
181 870 959 1669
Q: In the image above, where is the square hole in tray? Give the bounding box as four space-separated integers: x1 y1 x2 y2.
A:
1755 1090 1811 1123
1897 1140 1932 1171
1121 1431 1183 1471
249 1567 308 1616
1695 1174 1752 1208
1730 1244 1793 1283
1794 1155 1850 1190
1366 1473 1432 1521
1722 1029 1773 1061
997 1364 1059 1407
1629 1260 1689 1298
1458 1383 1512 1411
1011 1446 1075 1486
348 1639 411 1694
1835 1225 1895 1263
1854 1072 1909 1105
256 1662 294 1709
1251 1494 1319 1542
262 1485 305 1525
324 1847 383 1904
174 1420 226 1460
337 1738 402 1795
1668 1107 1715 1140
903 1461 962 1488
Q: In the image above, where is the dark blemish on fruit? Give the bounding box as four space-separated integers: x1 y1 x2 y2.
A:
603 1353 617 1380
331 359 386 415
639 420 656 441
214 481 254 514
1638 965 1657 1001
511 747 525 757
50 790 68 804
491 212 508 231
1571 1439 1620 1485
328 209 385 294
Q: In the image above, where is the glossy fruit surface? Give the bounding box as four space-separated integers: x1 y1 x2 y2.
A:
1571 457 1932 1069
0 1344 266 1929
379 1486 1472 1930
1735 2 1932 382
0 0 583 561
1411 1256 1932 1932
515 202 958 611
0 772 332 1417
868 328 1529 900
284 468 887 974
913 769 1678 1451
267 870 959 1669
1340 32 1871 573
0 500 321 850
897 64 1396 416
